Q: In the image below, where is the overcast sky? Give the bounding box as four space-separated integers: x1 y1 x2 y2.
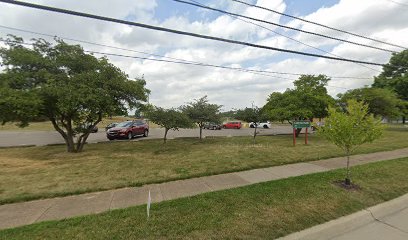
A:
0 0 407 110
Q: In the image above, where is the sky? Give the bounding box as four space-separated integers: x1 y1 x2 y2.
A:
0 0 407 111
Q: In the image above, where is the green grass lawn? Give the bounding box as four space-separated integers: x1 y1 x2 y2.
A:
0 126 407 204
1 158 408 239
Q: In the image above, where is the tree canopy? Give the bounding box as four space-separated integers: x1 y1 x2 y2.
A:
181 96 221 140
263 75 334 136
338 87 401 119
318 100 383 185
146 106 193 143
372 50 408 122
0 36 149 152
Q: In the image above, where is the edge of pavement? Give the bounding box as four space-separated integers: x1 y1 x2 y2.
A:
278 192 408 240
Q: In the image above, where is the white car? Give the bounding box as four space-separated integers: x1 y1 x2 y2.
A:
249 121 271 129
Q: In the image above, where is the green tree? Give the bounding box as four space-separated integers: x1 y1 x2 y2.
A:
338 87 401 119
263 75 334 137
0 36 149 152
235 107 264 143
181 96 221 140
146 106 193 143
318 100 384 185
372 50 408 123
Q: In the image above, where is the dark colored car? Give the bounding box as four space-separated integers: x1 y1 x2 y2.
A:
81 123 98 133
106 120 149 140
223 121 242 129
203 122 222 130
105 122 118 131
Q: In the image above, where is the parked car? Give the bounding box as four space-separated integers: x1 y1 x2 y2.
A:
249 121 271 129
105 122 118 131
80 123 98 133
223 121 242 129
203 122 222 130
106 120 149 140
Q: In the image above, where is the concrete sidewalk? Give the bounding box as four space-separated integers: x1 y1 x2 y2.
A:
1 148 408 230
279 193 408 240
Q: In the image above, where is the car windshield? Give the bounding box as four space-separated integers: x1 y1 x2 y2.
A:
115 122 133 128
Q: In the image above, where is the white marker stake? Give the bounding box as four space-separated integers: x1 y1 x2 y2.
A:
147 190 151 218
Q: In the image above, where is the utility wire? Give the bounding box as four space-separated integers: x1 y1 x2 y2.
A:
0 0 387 66
189 0 381 73
0 38 351 90
384 0 408 7
0 26 374 80
171 0 397 53
231 0 407 49
0 38 354 82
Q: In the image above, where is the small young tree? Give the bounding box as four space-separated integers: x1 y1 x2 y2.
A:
181 96 222 140
235 107 263 143
146 106 193 143
318 100 384 185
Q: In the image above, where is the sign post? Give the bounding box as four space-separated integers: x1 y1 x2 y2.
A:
292 120 311 146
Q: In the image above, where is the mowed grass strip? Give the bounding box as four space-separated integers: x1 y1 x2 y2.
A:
1 158 408 239
0 126 407 204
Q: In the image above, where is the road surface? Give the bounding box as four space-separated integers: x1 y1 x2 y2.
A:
0 126 298 147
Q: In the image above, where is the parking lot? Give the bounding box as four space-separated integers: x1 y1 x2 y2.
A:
0 126 295 147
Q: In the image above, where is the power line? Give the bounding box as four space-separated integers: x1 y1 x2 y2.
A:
231 0 407 49
189 0 381 73
0 37 366 82
171 0 397 53
0 24 378 77
0 0 387 66
384 0 408 7
0 38 352 91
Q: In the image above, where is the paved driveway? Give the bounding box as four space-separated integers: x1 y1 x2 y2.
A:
0 126 296 147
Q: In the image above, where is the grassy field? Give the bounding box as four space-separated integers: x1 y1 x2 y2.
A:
0 126 407 204
1 158 408 239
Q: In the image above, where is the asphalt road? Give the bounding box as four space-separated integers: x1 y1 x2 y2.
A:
0 126 296 147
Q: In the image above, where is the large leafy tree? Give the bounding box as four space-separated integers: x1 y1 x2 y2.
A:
146 106 193 143
181 96 221 140
318 100 383 186
338 87 401 119
0 36 149 152
372 50 408 123
263 75 334 136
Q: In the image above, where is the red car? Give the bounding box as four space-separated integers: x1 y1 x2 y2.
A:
223 121 242 129
106 120 149 140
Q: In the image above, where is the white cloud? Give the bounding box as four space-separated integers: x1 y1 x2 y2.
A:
0 0 406 110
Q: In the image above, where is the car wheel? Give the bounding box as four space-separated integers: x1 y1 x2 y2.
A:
127 132 133 140
249 124 254 128
143 129 149 137
108 137 114 141
263 125 268 129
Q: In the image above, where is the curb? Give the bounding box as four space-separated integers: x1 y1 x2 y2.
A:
278 193 408 240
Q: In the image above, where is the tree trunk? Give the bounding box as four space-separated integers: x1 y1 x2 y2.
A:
403 116 406 125
345 151 351 185
253 126 257 144
76 132 92 153
199 125 203 140
50 117 75 152
164 128 169 143
75 115 102 153
295 128 302 137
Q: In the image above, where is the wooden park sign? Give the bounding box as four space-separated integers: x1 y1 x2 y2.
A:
292 120 311 146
